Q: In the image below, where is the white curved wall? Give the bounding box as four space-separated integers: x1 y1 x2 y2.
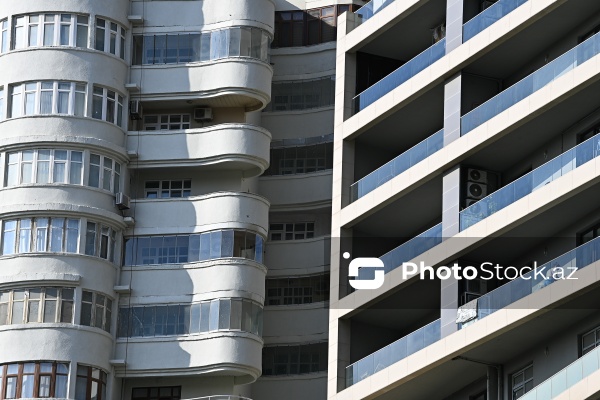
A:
265 237 330 275
1 0 129 25
130 60 273 111
258 171 333 208
262 306 328 342
114 334 263 383
128 124 271 176
262 108 335 140
121 260 266 304
128 192 270 237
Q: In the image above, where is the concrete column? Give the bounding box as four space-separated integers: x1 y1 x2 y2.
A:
440 266 459 338
444 72 462 146
446 0 464 53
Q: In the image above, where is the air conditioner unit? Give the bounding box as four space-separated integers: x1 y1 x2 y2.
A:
467 182 488 200
465 198 482 212
432 23 446 43
129 100 143 120
194 107 213 121
467 168 488 184
481 0 498 10
115 192 131 210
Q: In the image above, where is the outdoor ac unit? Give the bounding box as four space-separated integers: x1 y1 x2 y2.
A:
467 168 488 184
465 198 481 208
481 0 498 10
432 23 446 43
467 182 488 200
115 192 131 210
194 107 213 121
129 100 143 120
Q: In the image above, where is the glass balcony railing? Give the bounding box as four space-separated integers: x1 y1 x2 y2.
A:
462 236 600 327
520 345 600 400
461 31 600 135
460 134 600 230
463 0 528 43
345 319 441 388
353 39 446 114
379 223 443 274
355 0 396 23
350 129 444 202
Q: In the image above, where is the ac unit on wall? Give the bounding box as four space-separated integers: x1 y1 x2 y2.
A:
465 168 489 204
129 100 143 120
194 107 213 121
115 192 131 210
432 23 446 43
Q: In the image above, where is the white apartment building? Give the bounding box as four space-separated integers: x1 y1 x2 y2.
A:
0 0 358 399
330 0 600 399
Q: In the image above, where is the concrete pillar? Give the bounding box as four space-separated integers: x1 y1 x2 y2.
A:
444 73 462 146
446 0 464 53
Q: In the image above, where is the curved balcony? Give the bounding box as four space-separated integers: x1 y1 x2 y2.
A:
263 305 328 339
0 116 127 153
265 237 330 274
130 0 275 33
258 171 332 209
113 333 263 383
0 47 128 94
129 59 273 111
127 124 271 176
129 192 270 237
0 324 114 372
0 254 118 296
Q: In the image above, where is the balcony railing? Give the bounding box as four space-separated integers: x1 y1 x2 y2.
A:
353 39 446 114
463 0 528 42
355 0 395 23
350 129 444 202
462 235 600 326
461 31 600 135
520 345 600 400
380 223 443 274
460 134 600 230
346 319 441 388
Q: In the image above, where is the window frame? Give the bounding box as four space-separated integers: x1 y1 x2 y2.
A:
143 114 191 131
80 290 112 333
144 179 191 198
511 364 534 400
0 361 69 399
266 274 330 306
10 13 89 50
5 149 85 187
75 365 107 400
268 222 315 241
1 217 80 256
131 386 181 400
8 81 87 118
87 153 121 193
91 86 123 127
0 287 74 325
581 325 600 356
94 17 126 59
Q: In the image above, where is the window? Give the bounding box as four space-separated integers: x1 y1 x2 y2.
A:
80 291 112 333
132 387 181 400
0 87 4 121
75 365 107 400
0 287 74 325
511 364 533 399
273 6 358 48
132 27 270 65
91 86 123 126
117 298 262 338
0 361 68 399
1 218 79 255
269 223 314 241
143 114 191 130
581 325 600 355
83 222 117 262
266 274 330 305
144 180 191 198
5 149 84 186
1 20 7 53
264 76 335 112
123 230 264 266
8 81 86 118
95 18 125 59
87 153 121 193
262 342 328 375
11 14 88 49
266 141 333 175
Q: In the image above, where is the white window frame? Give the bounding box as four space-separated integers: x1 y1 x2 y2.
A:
143 114 191 131
0 287 75 325
0 87 4 121
87 153 121 193
91 85 123 126
144 179 192 198
95 17 126 59
269 222 315 241
1 217 80 255
84 221 117 262
11 13 89 50
582 326 600 355
80 290 112 332
1 19 8 53
5 149 84 187
512 364 533 400
9 81 87 118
